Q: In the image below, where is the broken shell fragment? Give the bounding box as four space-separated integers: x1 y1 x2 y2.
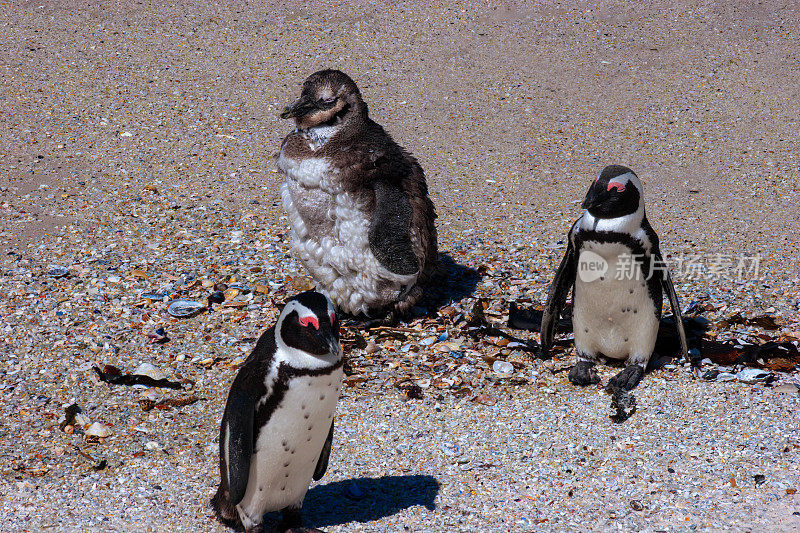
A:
167 299 206 318
85 422 112 438
48 266 70 278
132 363 167 381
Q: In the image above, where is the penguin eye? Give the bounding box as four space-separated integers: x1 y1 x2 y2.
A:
319 96 336 106
607 182 626 192
298 316 319 330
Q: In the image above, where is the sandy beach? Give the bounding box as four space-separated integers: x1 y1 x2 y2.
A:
1 1 799 531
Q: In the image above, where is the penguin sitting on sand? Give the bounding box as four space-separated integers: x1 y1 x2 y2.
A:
278 69 438 323
212 291 343 532
540 165 688 391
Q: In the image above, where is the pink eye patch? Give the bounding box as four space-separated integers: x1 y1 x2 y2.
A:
329 311 336 324
607 182 626 192
299 316 319 329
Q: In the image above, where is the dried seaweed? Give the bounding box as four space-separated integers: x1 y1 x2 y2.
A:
93 365 186 390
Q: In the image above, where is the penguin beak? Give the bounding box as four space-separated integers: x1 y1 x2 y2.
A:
581 187 605 211
313 325 341 357
280 95 316 119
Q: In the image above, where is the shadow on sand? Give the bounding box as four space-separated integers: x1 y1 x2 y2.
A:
300 474 440 529
420 252 481 311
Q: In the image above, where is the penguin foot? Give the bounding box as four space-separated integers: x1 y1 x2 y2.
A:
361 311 399 330
606 364 644 391
568 361 600 386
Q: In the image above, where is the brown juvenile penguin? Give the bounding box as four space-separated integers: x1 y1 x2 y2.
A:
278 69 437 322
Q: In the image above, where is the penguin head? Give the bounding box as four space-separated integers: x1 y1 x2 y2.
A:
581 165 644 219
275 291 340 367
280 69 366 133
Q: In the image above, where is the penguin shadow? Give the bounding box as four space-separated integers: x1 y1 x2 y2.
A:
419 252 481 312
300 474 439 529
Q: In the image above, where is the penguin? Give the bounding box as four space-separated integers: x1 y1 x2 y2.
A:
540 165 688 391
278 69 438 323
211 291 343 532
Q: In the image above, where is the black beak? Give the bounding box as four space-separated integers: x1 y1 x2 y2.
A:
280 95 317 119
581 187 606 210
313 324 340 356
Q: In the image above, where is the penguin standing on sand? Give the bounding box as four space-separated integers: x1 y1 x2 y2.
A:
212 291 343 532
540 165 688 391
278 69 438 323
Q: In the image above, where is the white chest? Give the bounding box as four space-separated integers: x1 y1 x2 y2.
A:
573 242 659 360
237 368 343 522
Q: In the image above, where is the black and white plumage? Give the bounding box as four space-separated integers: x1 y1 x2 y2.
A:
212 291 343 532
540 165 688 391
278 69 438 321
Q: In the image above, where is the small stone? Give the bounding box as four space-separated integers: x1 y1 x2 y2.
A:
365 341 380 354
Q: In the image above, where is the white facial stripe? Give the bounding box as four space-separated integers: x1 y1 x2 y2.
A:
609 171 642 192
278 299 315 320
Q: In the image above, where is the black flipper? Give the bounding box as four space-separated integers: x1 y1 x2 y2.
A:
540 224 578 358
313 420 334 481
222 375 258 506
653 251 689 363
368 179 419 276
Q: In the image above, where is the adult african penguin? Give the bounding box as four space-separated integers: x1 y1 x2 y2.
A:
540 165 688 391
212 291 343 532
278 69 438 323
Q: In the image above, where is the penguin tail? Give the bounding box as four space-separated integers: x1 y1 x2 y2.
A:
211 487 242 530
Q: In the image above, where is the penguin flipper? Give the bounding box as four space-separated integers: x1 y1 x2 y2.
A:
368 178 419 276
222 380 257 506
312 420 334 481
541 229 578 358
654 251 689 362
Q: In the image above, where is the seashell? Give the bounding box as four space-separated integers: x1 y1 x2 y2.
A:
74 413 91 429
132 362 166 381
227 284 251 294
167 299 206 318
492 360 514 376
48 266 70 278
200 278 215 288
419 336 437 346
736 368 771 384
140 292 167 302
85 422 112 438
223 288 240 301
